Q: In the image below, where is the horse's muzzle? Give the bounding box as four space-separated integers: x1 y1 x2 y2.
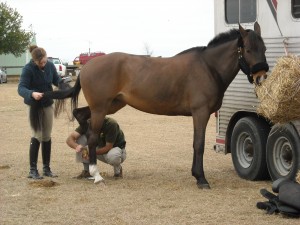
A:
253 71 268 86
251 62 269 74
251 62 269 85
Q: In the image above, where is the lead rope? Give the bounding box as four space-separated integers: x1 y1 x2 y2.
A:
283 38 289 56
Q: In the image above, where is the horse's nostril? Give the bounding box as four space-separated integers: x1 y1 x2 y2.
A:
259 74 267 84
256 77 260 85
254 74 266 85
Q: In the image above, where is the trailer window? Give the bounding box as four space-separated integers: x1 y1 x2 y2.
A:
225 0 257 24
292 0 300 18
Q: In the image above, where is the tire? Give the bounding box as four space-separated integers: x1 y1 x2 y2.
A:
231 117 270 180
266 123 300 181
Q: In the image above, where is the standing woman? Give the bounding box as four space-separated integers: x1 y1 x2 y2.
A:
18 45 62 179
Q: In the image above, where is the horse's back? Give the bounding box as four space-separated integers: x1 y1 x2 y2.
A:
80 52 193 87
78 50 220 116
80 52 150 80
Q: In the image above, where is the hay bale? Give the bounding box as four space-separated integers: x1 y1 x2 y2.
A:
296 171 300 184
255 55 300 124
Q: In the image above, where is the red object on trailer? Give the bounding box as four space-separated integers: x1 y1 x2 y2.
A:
73 51 105 65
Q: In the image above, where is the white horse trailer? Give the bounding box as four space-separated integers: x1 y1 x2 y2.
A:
214 0 300 181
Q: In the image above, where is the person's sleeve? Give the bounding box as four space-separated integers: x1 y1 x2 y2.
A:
17 67 34 104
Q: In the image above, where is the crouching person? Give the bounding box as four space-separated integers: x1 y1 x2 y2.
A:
66 117 126 183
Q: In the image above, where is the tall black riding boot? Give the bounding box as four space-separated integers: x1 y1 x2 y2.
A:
28 137 43 179
42 139 57 177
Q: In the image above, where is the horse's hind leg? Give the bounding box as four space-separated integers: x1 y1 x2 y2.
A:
107 97 126 114
192 109 211 189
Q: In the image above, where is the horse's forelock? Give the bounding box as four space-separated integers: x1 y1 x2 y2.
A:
246 31 265 50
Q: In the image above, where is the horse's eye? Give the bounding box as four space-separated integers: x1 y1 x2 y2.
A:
246 49 251 54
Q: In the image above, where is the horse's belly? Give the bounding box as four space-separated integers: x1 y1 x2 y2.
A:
122 93 191 116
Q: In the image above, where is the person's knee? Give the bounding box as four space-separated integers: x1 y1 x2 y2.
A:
121 149 127 162
106 155 121 165
33 135 50 142
41 137 51 142
106 148 122 165
107 157 121 165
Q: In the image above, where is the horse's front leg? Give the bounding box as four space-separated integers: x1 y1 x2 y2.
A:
87 126 104 184
87 130 98 164
192 109 210 189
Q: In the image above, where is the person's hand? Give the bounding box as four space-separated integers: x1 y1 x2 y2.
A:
32 92 44 100
75 144 83 153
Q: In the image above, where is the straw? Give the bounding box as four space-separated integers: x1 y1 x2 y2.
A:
255 55 300 124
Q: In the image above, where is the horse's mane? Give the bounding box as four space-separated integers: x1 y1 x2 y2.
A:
176 46 207 56
176 28 263 55
176 29 240 55
207 29 240 48
208 28 264 49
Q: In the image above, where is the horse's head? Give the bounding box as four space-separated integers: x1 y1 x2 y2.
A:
238 22 269 85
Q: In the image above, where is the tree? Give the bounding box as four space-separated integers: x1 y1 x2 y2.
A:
0 2 33 57
143 42 153 56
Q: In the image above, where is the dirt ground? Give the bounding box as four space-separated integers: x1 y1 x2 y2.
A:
0 82 299 225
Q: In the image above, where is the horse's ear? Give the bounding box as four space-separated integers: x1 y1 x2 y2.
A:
238 23 248 38
254 21 261 36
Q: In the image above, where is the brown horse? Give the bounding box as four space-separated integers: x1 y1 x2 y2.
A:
45 22 269 189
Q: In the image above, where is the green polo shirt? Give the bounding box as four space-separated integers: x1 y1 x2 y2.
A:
75 117 126 149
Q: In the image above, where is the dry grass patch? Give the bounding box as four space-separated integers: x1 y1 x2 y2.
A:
28 180 59 188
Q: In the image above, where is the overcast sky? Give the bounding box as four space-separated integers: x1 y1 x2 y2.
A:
6 0 214 62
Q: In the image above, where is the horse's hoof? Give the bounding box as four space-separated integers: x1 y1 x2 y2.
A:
95 180 106 186
197 183 211 189
94 173 105 184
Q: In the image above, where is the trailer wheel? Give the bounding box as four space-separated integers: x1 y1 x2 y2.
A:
231 117 270 180
266 124 300 181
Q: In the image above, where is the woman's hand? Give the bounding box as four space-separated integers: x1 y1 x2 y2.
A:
32 92 44 100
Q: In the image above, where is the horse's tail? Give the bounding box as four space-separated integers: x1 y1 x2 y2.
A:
70 75 81 113
44 75 81 118
29 101 43 132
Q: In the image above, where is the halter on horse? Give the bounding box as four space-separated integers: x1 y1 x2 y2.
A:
44 22 268 189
